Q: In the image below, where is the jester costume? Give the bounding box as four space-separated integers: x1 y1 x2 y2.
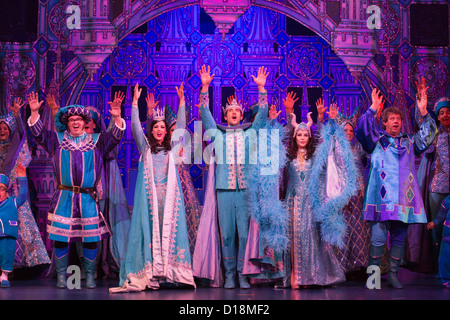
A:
28 105 125 287
110 105 195 292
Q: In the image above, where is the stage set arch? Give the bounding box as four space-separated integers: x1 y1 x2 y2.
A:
0 0 449 253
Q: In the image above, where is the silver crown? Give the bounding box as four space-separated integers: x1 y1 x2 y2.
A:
153 105 165 121
223 99 244 115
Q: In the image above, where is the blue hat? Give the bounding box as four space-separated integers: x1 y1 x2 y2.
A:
0 174 10 187
0 111 17 135
435 97 450 115
164 104 177 128
55 105 92 132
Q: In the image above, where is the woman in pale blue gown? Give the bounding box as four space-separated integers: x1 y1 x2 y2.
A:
110 84 195 293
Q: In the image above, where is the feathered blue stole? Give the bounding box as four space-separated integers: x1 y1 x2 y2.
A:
245 120 289 253
308 120 358 249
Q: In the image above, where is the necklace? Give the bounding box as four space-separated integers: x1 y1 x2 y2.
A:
297 148 307 164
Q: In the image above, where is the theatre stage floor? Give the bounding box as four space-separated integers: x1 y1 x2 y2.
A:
1 267 449 302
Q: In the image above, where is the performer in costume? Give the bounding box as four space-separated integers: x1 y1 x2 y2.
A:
145 84 202 256
407 76 450 273
279 103 356 288
427 195 450 287
0 99 50 269
317 99 371 277
198 65 269 289
0 164 28 287
110 83 195 293
27 91 126 289
356 87 437 289
45 94 131 280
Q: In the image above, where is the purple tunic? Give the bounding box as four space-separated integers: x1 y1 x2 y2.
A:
356 108 437 223
28 116 124 243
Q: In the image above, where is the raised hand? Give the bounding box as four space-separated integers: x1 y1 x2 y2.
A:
8 97 25 117
200 65 214 92
175 82 185 106
227 94 241 106
28 92 44 113
251 66 269 92
415 76 429 116
16 163 26 178
45 94 60 117
415 76 429 100
283 91 299 114
109 99 122 119
327 103 339 120
145 93 159 117
370 88 384 113
376 99 385 120
316 98 327 121
269 104 281 120
108 91 125 118
132 83 142 107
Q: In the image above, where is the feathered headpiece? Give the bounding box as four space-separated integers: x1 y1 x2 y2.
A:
335 109 360 129
291 112 313 137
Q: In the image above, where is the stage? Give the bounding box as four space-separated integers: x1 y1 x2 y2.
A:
1 268 448 301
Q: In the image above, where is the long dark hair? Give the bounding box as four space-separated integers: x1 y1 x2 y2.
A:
286 127 316 161
147 119 172 153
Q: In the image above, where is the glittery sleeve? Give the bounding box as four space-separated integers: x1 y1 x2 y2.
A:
413 113 437 156
27 114 59 156
131 104 149 155
356 107 380 154
199 91 217 133
251 91 269 130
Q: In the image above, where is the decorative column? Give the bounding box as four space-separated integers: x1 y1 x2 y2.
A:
69 0 118 81
152 9 195 110
239 7 282 110
331 0 378 79
200 0 251 40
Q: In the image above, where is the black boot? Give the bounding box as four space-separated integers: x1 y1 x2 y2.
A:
388 245 404 289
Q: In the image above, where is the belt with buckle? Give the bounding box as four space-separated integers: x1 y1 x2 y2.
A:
57 184 98 202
